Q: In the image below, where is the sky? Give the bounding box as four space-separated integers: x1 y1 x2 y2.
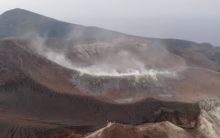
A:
1 0 220 45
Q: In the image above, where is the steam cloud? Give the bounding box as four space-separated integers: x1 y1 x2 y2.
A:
28 32 186 80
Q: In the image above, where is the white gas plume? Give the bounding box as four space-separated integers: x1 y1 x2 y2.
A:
27 33 186 80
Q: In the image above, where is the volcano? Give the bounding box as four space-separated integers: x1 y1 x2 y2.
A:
0 8 220 138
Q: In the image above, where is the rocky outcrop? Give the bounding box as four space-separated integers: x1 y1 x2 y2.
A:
197 98 220 138
85 122 192 138
54 98 220 138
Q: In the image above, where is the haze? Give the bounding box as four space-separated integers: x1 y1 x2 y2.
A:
1 0 220 45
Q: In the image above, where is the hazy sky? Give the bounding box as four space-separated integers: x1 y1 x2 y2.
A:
1 0 220 45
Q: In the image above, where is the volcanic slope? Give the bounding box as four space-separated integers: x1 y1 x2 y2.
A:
0 39 219 138
0 39 202 137
1 9 220 102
